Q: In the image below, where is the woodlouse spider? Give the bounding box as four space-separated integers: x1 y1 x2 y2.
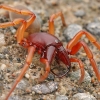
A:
0 4 100 100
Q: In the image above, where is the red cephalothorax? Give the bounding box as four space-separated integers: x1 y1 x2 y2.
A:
26 32 71 69
0 4 100 100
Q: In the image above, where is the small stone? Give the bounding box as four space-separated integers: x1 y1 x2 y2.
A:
25 73 30 79
56 95 68 100
59 82 67 95
0 94 6 100
44 0 58 6
32 91 35 95
16 80 27 90
72 93 96 100
13 63 22 68
17 58 21 63
63 24 82 41
70 69 91 83
0 34 6 47
0 64 7 70
8 95 23 100
85 22 100 35
25 87 31 93
32 81 58 94
0 54 5 59
41 26 48 32
97 92 100 99
59 85 67 95
74 9 86 17
9 95 32 100
10 27 16 34
0 16 9 23
76 87 84 93
47 73 55 81
72 87 76 92
0 81 3 93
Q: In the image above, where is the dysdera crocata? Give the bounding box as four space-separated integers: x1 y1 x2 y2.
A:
0 4 100 100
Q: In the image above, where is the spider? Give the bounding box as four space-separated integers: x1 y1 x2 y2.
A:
0 4 100 100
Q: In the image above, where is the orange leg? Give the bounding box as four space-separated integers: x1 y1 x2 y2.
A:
68 41 100 82
0 4 36 43
5 46 36 100
49 11 66 35
67 30 100 50
70 57 85 84
37 58 50 83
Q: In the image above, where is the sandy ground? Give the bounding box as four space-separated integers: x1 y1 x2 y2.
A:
0 0 100 100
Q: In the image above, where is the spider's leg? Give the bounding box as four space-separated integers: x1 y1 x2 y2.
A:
67 41 100 82
5 46 36 100
38 59 50 83
67 30 100 50
49 12 66 35
0 4 36 43
38 46 56 82
70 57 85 84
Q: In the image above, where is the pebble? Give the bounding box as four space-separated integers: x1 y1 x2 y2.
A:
8 95 32 100
0 34 6 47
44 0 58 6
97 92 100 99
32 81 58 94
47 73 55 81
13 63 22 68
76 87 84 93
8 96 22 100
10 27 16 34
0 81 3 93
74 9 86 17
0 16 9 23
42 94 55 100
59 82 67 95
56 95 68 100
0 53 5 59
16 80 27 90
0 64 7 70
72 93 96 100
85 22 100 35
63 24 82 41
0 70 4 80
70 69 91 83
25 73 30 79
